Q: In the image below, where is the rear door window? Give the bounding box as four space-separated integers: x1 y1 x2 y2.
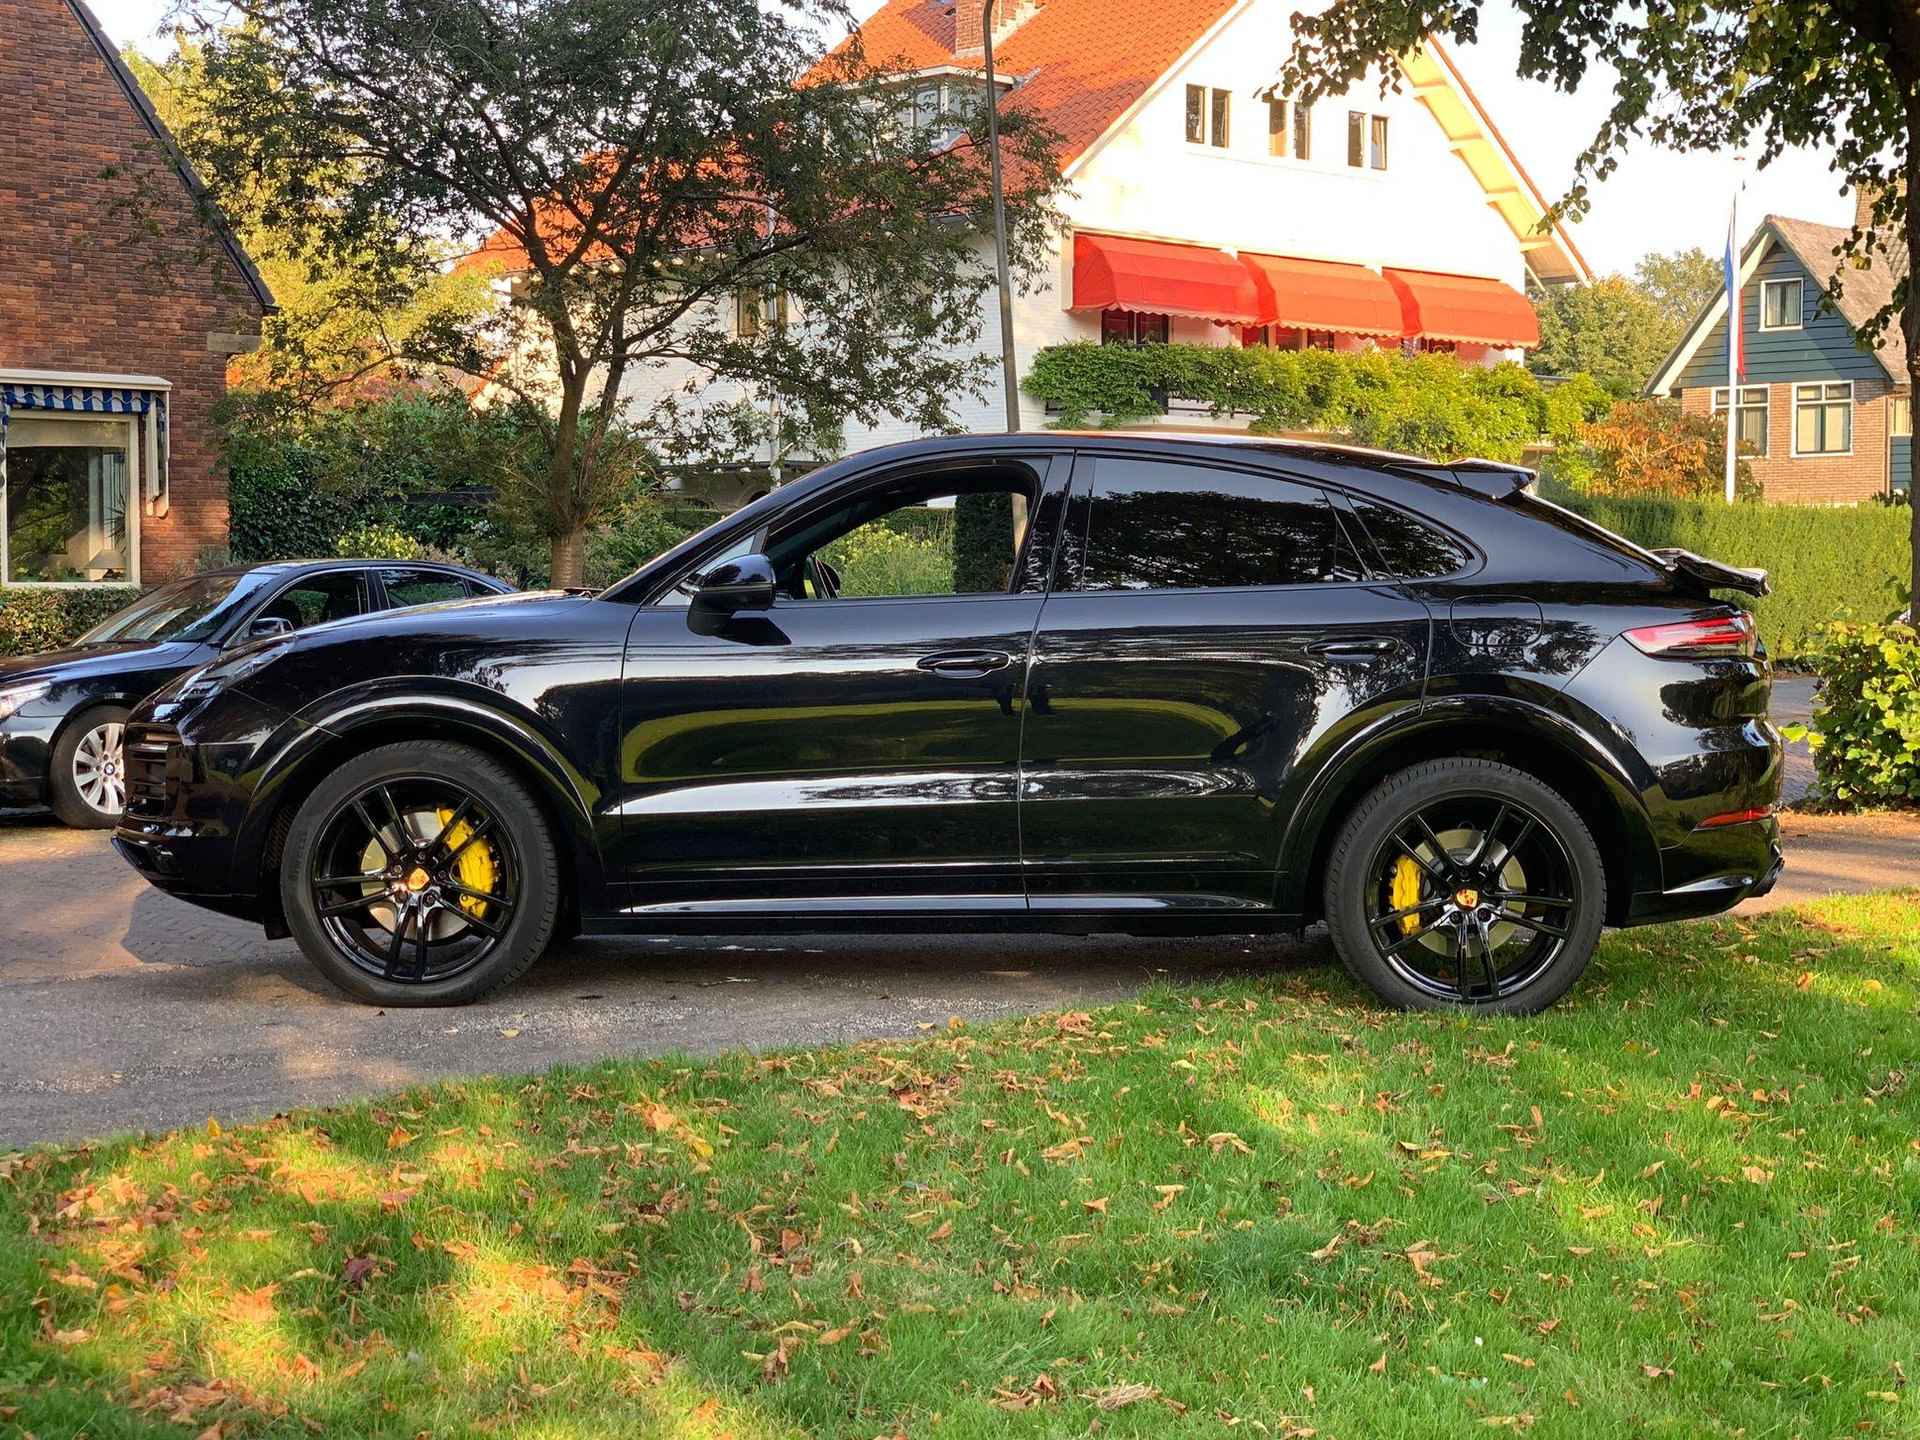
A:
1074 457 1360 591
1348 499 1473 578
380 568 471 608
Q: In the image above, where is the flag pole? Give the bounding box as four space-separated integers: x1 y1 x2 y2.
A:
1724 162 1743 504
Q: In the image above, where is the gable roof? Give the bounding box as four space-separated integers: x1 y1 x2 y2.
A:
839 0 1241 170
63 0 274 314
1647 214 1908 395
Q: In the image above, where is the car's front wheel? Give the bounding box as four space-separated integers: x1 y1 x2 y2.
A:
50 705 131 828
280 741 560 1006
1323 758 1605 1015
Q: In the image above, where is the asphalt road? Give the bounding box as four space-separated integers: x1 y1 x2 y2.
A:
0 676 1899 1150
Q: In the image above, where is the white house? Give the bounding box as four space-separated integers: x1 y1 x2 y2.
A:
493 0 1591 486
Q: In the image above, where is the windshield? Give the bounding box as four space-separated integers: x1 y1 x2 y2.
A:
77 573 256 644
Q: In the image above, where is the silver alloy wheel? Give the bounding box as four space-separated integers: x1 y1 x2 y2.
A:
71 721 127 816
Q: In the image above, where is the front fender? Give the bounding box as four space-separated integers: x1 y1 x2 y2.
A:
1273 691 1661 922
232 681 613 915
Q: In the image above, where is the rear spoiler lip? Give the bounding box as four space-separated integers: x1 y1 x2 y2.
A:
1651 547 1771 598
1393 458 1537 499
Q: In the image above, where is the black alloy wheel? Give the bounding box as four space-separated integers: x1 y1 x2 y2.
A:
281 741 559 1005
1324 759 1605 1014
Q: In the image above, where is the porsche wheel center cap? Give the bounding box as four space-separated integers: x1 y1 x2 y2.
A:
406 867 431 893
1454 887 1480 910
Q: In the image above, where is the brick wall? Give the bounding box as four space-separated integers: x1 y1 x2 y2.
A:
0 0 265 583
1679 378 1894 504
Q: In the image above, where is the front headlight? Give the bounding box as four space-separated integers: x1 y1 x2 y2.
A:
0 681 51 724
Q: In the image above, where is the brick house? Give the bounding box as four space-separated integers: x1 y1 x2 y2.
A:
1647 199 1910 504
0 0 271 591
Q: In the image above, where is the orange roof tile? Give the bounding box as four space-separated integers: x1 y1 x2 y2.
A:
841 0 1239 170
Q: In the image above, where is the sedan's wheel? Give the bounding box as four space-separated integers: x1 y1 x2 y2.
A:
1324 759 1605 1014
50 705 131 827
281 741 559 1006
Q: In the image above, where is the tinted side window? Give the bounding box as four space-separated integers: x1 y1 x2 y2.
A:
1077 458 1359 591
257 571 371 629
1348 499 1472 579
381 569 469 608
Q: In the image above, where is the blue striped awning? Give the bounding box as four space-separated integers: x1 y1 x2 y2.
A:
1 383 163 418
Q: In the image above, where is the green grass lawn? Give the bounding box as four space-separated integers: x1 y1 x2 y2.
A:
5 894 1919 1440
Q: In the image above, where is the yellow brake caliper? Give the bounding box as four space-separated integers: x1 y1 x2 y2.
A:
437 807 496 921
1389 855 1425 934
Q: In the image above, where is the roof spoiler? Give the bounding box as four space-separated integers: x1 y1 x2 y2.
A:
1395 457 1537 499
1651 547 1771 599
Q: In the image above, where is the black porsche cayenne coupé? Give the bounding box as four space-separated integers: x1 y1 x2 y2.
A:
112 433 1783 1012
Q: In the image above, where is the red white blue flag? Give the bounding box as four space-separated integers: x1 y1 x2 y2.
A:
1724 200 1744 381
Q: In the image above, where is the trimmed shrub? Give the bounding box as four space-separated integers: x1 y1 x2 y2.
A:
0 586 143 658
1793 620 1920 805
825 512 955 597
1547 484 1912 657
584 501 724 590
1021 343 1611 460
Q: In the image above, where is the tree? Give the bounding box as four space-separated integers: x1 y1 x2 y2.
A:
1278 1 1920 609
1633 247 1722 335
125 43 495 406
1530 274 1677 395
175 0 1063 585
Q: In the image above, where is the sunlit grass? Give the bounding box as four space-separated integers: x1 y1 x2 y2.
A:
4 891 1919 1437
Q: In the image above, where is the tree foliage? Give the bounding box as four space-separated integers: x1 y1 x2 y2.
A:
124 44 494 404
1550 398 1757 500
1633 247 1722 335
1276 0 1920 608
1530 276 1674 395
172 0 1064 584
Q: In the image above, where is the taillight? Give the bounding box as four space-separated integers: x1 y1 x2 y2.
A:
1695 806 1773 829
1624 612 1756 658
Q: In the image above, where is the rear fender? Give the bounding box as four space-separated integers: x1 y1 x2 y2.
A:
1275 693 1661 924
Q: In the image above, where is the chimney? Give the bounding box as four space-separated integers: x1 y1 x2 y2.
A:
1854 179 1906 235
954 0 986 60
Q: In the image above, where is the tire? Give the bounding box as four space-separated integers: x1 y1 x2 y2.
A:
280 740 561 1006
1322 758 1606 1015
49 705 131 828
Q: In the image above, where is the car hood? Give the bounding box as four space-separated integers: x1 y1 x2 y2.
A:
0 640 206 687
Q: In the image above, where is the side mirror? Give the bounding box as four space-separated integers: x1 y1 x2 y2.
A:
692 554 776 615
245 615 295 642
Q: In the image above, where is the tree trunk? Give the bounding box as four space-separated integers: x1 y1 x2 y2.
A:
549 523 588 590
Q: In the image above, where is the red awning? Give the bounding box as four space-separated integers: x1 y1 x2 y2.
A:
1072 233 1265 324
1384 269 1540 348
1239 253 1406 338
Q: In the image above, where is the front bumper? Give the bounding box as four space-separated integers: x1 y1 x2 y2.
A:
0 717 56 809
1624 815 1784 925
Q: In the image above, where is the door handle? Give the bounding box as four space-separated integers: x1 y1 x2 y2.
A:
1307 636 1401 662
918 649 1012 676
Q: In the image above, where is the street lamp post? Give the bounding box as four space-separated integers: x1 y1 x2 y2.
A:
980 0 1027 551
981 1 1020 436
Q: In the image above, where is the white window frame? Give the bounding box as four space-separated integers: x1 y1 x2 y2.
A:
1759 277 1804 331
1791 380 1853 458
1710 384 1769 458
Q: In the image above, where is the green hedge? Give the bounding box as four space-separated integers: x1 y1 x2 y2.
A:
225 392 520 563
1549 486 1912 658
1791 620 1920 805
0 586 143 659
1022 343 1612 460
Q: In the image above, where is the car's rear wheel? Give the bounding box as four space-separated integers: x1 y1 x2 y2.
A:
1323 759 1605 1015
50 705 131 828
281 741 560 1006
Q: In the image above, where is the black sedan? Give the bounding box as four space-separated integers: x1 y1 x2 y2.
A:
0 560 511 826
114 434 1783 1013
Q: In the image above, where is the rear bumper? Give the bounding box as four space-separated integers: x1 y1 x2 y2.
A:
1624 816 1784 925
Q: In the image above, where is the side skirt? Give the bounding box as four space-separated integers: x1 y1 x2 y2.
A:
586 894 1302 938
